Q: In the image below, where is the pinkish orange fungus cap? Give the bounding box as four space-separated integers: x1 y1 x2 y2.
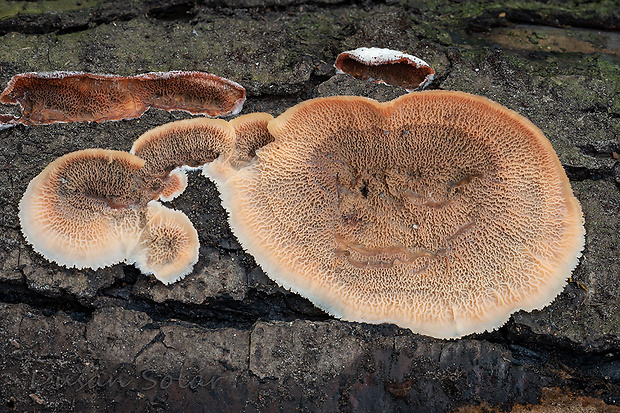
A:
219 91 584 338
19 149 146 270
203 112 276 184
335 47 435 91
131 117 236 200
157 169 189 202
134 71 246 117
132 201 199 284
229 113 275 167
0 71 245 127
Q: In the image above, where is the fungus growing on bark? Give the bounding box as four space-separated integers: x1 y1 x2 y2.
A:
228 113 275 168
218 91 584 338
157 169 189 202
206 112 275 183
130 117 236 200
130 113 275 190
18 149 147 270
0 71 245 127
335 47 435 91
19 148 199 283
18 91 584 338
133 71 246 117
133 201 199 284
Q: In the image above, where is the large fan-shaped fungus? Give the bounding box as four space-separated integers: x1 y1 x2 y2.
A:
19 91 584 338
218 91 584 338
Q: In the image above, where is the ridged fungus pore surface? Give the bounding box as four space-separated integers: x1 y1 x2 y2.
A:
219 91 585 339
19 149 147 270
228 113 275 169
130 117 236 201
19 148 201 283
133 201 199 285
0 71 246 127
335 47 435 91
133 71 246 117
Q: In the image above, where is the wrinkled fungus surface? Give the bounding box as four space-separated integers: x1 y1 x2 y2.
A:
19 149 147 270
19 149 200 284
134 201 199 285
0 71 245 127
220 91 584 338
19 92 584 338
131 117 235 201
335 47 435 91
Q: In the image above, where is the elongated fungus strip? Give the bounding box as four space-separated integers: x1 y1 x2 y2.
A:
0 71 246 127
335 47 435 91
133 71 246 117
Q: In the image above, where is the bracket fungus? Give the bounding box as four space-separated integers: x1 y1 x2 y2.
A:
130 112 275 189
19 149 147 270
134 201 199 284
130 117 236 201
219 91 584 338
19 91 584 338
19 149 199 284
0 71 245 127
335 47 435 91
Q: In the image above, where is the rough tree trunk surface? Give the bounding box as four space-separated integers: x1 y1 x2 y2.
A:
0 1 618 412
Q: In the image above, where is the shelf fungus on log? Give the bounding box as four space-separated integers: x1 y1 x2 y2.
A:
130 113 275 192
19 149 199 284
19 91 585 338
130 117 237 201
335 47 435 91
19 149 147 270
133 201 199 284
219 92 584 339
0 71 246 128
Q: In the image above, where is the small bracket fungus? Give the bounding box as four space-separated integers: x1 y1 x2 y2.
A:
133 201 199 285
0 71 245 127
18 149 147 270
218 92 584 339
228 113 275 170
19 149 199 283
130 117 236 200
130 113 276 190
335 47 435 91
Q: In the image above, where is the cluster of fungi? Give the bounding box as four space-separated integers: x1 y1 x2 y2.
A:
13 49 585 339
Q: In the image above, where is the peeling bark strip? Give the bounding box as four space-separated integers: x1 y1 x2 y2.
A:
334 47 435 91
0 71 246 127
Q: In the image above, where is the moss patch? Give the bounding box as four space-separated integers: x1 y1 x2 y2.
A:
0 0 104 20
